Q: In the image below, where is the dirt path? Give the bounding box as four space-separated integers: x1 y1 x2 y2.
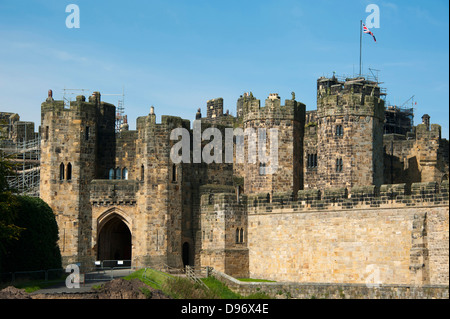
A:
0 278 171 299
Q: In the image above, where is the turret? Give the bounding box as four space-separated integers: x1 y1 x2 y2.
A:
314 76 385 190
241 93 306 197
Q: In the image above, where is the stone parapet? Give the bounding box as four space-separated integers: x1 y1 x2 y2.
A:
90 179 139 206
247 182 449 213
212 269 449 299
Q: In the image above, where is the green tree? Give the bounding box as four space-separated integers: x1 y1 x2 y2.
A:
0 196 61 272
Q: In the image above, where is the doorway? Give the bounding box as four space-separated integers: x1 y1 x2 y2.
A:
97 215 132 262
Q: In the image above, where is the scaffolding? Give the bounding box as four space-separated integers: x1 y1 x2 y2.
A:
384 105 414 135
1 135 40 197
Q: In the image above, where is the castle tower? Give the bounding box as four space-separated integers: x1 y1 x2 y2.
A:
206 98 223 119
315 76 385 189
198 186 248 278
242 93 306 197
134 112 191 268
40 92 116 268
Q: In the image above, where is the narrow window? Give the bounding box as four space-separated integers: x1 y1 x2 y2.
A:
172 164 177 182
259 162 266 175
66 163 72 180
122 167 128 180
115 167 121 180
336 125 343 137
109 168 114 180
314 154 318 168
45 126 49 140
240 228 244 243
236 228 240 244
336 158 343 172
85 126 90 141
307 154 311 168
59 163 65 181
140 164 144 181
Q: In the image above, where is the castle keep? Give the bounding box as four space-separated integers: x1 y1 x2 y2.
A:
37 75 449 287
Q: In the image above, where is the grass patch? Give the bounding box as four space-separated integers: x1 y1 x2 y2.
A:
123 269 273 299
201 276 241 299
162 276 217 299
237 278 276 283
124 268 172 290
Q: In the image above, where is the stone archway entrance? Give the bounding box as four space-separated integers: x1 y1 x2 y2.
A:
97 214 132 261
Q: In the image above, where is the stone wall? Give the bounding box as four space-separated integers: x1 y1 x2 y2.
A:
383 122 448 185
212 269 449 299
246 182 449 285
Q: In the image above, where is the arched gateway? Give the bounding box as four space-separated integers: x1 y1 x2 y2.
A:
96 210 132 262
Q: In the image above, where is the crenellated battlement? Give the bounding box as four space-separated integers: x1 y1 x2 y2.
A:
316 76 385 120
246 181 449 213
41 92 115 117
136 110 190 142
242 94 305 123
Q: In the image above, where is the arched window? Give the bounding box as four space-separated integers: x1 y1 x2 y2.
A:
109 168 114 180
336 125 344 137
66 163 72 180
59 163 65 181
240 228 244 243
235 228 240 244
140 165 144 181
122 168 128 180
115 167 121 180
259 162 266 175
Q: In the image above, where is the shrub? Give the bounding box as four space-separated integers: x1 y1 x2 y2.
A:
0 195 61 272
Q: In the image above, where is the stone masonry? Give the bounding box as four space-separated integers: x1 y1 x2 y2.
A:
37 74 449 290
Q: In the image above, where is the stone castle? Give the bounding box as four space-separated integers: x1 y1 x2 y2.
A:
38 75 449 287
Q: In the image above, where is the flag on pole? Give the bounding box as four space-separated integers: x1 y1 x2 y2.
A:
363 23 377 42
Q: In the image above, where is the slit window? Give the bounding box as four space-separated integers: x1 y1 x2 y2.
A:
66 163 72 180
172 164 177 182
60 163 65 181
336 125 344 137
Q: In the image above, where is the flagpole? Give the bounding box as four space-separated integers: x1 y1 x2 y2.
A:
359 20 362 76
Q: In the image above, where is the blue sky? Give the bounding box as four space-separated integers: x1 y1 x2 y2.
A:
0 0 448 138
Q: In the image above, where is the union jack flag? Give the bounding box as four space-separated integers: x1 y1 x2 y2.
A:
363 23 377 42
